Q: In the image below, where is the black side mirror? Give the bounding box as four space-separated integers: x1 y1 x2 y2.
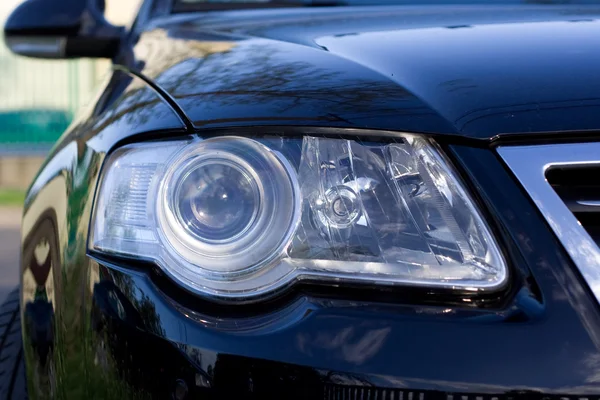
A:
4 0 124 59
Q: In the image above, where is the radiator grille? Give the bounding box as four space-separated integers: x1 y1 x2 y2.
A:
323 385 425 400
321 385 600 400
547 166 600 247
498 142 600 306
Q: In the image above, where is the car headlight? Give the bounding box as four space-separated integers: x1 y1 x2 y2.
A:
90 134 507 302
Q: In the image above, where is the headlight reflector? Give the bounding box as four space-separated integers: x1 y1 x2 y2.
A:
91 134 506 301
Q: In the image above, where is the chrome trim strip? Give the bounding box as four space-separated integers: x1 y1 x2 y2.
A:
578 200 600 207
498 143 600 303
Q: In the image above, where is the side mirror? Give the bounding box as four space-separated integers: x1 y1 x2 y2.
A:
4 0 124 59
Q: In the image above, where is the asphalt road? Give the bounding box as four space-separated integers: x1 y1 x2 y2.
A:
0 208 21 305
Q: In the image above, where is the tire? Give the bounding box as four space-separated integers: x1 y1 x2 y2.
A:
0 288 27 400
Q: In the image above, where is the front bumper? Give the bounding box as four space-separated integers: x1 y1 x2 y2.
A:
81 145 600 399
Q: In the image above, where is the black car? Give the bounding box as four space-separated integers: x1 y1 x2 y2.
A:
3 0 600 398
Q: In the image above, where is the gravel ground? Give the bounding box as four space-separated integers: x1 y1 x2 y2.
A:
0 207 21 304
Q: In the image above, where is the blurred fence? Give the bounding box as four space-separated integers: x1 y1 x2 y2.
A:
0 34 104 154
0 0 140 156
0 0 139 189
0 33 107 188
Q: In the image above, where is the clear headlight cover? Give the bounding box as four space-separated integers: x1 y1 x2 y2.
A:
90 135 507 301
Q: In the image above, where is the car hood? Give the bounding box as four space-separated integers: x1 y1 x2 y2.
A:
134 5 600 140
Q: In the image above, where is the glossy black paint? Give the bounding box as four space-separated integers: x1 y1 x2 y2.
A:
133 5 600 139
20 69 185 398
15 3 600 400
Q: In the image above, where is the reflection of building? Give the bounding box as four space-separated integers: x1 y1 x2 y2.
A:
136 29 237 78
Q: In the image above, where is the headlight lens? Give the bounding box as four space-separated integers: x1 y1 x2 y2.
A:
159 137 299 276
91 134 507 301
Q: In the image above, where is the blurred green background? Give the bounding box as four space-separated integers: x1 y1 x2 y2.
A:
0 0 140 194
0 32 102 151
